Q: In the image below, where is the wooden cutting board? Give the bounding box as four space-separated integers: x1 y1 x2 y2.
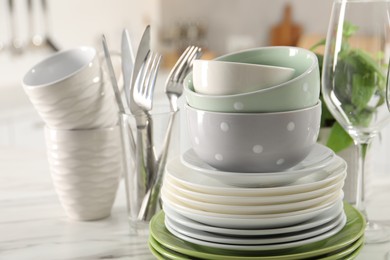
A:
270 4 302 46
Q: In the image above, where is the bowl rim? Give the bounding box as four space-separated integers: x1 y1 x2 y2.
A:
185 100 321 116
22 46 97 89
185 46 318 99
193 59 296 71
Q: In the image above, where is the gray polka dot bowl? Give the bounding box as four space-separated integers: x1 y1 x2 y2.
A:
185 102 321 173
184 46 319 113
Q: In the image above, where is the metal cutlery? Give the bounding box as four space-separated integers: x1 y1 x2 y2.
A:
128 26 161 220
102 34 126 114
129 25 151 116
121 29 135 109
8 0 23 54
40 0 60 51
138 46 202 221
133 52 162 113
165 46 202 112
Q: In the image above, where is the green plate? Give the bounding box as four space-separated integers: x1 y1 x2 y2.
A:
149 242 165 260
150 236 192 260
344 243 364 260
149 202 365 260
317 236 364 260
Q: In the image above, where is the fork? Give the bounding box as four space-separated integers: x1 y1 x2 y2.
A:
132 50 162 220
165 46 202 112
133 51 162 113
137 46 202 221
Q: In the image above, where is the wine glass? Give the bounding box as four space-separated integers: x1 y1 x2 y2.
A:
322 0 390 243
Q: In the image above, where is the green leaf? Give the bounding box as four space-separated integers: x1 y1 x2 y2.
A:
352 49 385 80
326 122 354 153
351 73 376 110
343 22 359 39
310 39 326 52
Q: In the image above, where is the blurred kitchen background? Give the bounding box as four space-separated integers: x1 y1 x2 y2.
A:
1 0 390 221
0 0 336 88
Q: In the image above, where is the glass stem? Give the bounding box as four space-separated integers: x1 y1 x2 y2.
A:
355 142 369 216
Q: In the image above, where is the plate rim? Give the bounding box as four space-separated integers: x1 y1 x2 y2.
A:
164 212 346 245
163 201 344 236
149 202 366 259
166 156 347 196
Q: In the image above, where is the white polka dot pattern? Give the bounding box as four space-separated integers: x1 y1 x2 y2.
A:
233 102 244 111
276 159 285 165
220 122 229 132
303 83 309 92
253 145 263 154
287 122 295 131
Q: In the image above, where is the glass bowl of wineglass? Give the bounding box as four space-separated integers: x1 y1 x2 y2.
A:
322 0 390 244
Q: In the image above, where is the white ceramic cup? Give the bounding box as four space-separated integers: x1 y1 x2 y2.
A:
22 46 118 130
44 125 123 221
192 59 295 95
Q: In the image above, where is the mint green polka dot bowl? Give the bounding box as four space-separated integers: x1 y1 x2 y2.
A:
184 46 320 112
185 101 321 172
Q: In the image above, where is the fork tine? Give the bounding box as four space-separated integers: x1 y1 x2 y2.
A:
141 51 154 96
167 46 194 80
133 51 162 112
146 53 161 104
172 46 198 81
145 53 162 108
176 47 202 83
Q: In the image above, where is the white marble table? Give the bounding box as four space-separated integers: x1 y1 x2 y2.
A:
1 90 390 259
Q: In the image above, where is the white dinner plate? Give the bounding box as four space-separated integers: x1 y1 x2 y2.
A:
164 213 347 251
163 200 344 236
161 191 344 229
181 144 335 188
166 155 346 196
164 176 345 206
165 212 346 245
162 183 342 214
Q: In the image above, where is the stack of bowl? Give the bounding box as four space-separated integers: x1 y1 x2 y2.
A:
149 47 366 259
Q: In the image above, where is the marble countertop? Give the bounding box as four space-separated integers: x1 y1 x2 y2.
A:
1 90 390 259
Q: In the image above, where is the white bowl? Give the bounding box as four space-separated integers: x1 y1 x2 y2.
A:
184 46 320 112
192 59 295 95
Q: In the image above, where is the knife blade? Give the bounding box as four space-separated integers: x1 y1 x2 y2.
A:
102 34 136 158
121 29 134 107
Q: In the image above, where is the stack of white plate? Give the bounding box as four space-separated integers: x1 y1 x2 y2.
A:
160 143 348 250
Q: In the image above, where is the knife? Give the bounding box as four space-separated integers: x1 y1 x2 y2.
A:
102 35 125 113
102 34 135 158
121 29 135 107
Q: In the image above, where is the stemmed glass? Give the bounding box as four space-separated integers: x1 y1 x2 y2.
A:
322 0 390 243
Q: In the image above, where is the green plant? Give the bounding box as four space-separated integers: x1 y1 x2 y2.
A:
311 22 386 153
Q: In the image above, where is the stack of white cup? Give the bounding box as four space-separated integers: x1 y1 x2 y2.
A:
22 46 122 221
